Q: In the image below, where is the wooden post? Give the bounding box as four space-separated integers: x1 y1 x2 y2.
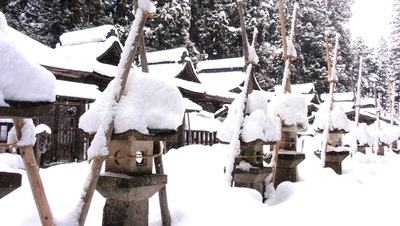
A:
353 57 363 155
154 142 171 226
140 31 149 73
228 0 258 185
278 0 288 61
13 119 54 226
270 2 299 186
77 5 155 226
320 33 340 167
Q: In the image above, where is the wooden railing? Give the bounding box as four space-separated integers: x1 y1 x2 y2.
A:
185 130 218 146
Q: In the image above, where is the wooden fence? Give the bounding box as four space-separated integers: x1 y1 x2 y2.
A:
184 130 218 146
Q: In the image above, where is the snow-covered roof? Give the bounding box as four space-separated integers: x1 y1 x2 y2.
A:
183 98 202 112
54 36 122 77
146 47 189 64
274 83 315 94
148 63 187 79
197 71 247 93
55 80 101 100
6 27 92 73
321 92 354 102
196 57 244 72
59 25 118 46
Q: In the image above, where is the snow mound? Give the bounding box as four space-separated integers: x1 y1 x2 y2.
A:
218 91 279 143
0 12 55 106
313 102 350 132
270 92 308 129
79 70 184 135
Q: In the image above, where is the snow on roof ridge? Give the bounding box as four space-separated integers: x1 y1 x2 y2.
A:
196 57 244 72
147 47 189 64
59 25 118 46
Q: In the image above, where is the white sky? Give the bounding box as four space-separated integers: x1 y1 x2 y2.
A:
348 0 394 47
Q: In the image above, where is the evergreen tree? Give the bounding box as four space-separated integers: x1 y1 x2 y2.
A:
145 0 197 60
390 0 400 81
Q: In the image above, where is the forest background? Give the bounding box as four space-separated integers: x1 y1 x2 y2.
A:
1 0 400 113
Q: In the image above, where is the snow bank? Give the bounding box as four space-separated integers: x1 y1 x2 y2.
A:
269 92 308 129
79 70 184 135
218 91 279 143
0 12 55 106
313 102 350 132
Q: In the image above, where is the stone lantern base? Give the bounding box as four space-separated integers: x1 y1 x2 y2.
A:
314 150 349 175
233 167 272 197
97 173 167 226
264 151 305 187
0 171 21 199
274 151 305 187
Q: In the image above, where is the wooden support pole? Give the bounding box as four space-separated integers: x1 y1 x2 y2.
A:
321 33 340 167
140 31 149 73
154 142 171 226
237 0 249 66
78 7 154 226
13 118 54 226
278 0 288 61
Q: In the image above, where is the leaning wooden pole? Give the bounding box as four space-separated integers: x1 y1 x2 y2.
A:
320 32 340 167
13 119 54 226
226 0 258 185
352 56 363 155
77 3 155 225
270 1 299 186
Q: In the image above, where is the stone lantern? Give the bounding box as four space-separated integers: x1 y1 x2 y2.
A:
233 139 273 197
96 130 176 226
313 100 351 175
272 125 306 187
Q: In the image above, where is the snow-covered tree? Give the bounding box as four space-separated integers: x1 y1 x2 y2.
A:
390 0 400 81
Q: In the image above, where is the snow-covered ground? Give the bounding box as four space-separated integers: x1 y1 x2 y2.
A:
1 136 400 226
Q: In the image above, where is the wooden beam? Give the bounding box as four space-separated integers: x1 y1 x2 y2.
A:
13 118 54 226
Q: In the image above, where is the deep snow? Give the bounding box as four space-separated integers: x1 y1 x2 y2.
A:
1 137 400 226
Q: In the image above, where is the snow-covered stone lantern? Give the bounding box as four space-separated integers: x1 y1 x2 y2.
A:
79 69 184 225
268 92 308 187
0 11 56 224
218 91 279 197
313 102 350 174
343 122 373 155
34 124 51 167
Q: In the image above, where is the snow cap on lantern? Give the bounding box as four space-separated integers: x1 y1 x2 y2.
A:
79 69 184 135
269 92 308 130
217 91 279 143
313 102 350 133
0 12 56 107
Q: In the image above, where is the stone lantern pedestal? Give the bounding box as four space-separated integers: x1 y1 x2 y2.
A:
96 130 176 226
314 150 349 174
0 171 21 199
315 130 349 175
266 126 305 187
274 151 305 186
97 174 167 226
233 140 272 198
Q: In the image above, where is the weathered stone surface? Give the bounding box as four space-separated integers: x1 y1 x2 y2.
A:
315 150 349 175
97 173 167 201
102 198 149 226
0 171 22 199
